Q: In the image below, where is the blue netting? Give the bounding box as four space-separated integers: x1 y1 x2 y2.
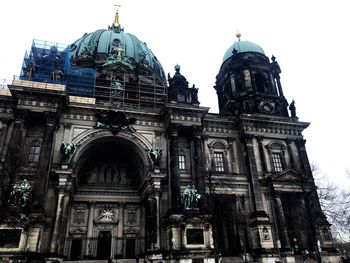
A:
20 39 68 84
65 67 96 97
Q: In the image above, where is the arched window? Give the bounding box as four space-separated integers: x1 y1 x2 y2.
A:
28 142 41 163
208 141 229 173
254 73 266 93
266 142 286 173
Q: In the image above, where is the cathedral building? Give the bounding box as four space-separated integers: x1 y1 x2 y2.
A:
0 10 339 263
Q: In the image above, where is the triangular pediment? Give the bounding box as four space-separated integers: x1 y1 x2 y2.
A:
272 169 301 182
124 228 139 235
70 227 87 235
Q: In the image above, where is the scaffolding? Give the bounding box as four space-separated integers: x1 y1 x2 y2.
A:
20 39 69 83
94 74 167 109
18 39 167 108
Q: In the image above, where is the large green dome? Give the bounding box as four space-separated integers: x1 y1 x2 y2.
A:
222 40 265 63
69 24 165 81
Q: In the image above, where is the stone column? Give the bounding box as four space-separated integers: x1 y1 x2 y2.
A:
86 202 95 256
192 126 207 208
58 193 71 254
35 112 57 205
257 136 267 174
50 189 64 253
242 135 264 211
169 125 181 210
50 168 70 253
286 139 296 170
275 76 284 97
5 110 26 176
154 192 161 249
116 203 125 256
0 119 9 159
243 135 274 250
274 193 291 248
295 139 312 177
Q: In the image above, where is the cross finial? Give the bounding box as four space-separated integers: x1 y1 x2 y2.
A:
111 1 122 30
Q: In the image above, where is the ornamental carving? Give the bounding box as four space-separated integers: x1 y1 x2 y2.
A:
94 111 136 135
8 179 32 208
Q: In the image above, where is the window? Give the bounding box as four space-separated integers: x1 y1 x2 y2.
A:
271 153 284 172
213 152 224 172
186 228 204 245
179 155 186 170
0 229 21 248
28 145 41 163
127 210 136 223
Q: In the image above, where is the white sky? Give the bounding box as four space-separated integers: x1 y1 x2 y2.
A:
0 0 349 186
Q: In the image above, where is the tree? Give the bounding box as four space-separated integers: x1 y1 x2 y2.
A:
312 165 350 243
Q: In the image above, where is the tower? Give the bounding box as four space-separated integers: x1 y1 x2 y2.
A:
215 33 289 118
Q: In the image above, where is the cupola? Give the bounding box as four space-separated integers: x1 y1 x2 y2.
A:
215 33 289 117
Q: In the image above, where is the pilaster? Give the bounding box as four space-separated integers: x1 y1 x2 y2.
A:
192 126 207 209
169 125 181 210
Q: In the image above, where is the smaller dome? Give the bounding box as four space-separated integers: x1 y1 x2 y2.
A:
222 40 265 62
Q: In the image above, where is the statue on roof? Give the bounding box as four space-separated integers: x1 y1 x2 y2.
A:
289 100 297 119
24 62 36 80
190 84 199 104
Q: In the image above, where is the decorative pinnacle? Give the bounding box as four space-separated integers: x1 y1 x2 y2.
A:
113 4 121 28
235 31 241 41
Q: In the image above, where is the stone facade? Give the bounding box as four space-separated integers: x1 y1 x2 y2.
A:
0 19 340 263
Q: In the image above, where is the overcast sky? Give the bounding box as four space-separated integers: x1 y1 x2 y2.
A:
0 0 349 186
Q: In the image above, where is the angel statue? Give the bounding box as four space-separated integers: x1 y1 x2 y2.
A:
149 148 162 167
60 142 75 162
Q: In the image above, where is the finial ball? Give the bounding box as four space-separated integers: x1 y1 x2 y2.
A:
235 31 242 39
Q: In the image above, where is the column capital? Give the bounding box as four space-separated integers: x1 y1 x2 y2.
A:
44 111 59 126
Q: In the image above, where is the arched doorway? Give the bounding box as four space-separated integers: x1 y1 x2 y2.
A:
65 135 151 260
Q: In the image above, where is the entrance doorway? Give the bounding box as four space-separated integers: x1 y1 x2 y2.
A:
96 231 112 259
125 238 136 258
70 239 82 260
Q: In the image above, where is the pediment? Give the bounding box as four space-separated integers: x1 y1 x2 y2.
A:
70 227 86 235
94 209 118 224
124 228 139 235
272 169 301 182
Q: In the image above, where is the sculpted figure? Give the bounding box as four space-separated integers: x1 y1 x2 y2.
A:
149 148 162 167
9 179 32 207
289 100 297 118
183 185 201 209
60 142 75 162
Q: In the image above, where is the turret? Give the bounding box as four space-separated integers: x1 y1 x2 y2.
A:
215 33 289 117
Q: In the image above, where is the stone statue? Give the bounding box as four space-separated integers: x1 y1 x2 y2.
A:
9 179 32 207
94 111 137 134
190 84 199 104
149 148 162 167
183 185 201 209
289 100 297 118
51 68 64 82
60 142 75 162
112 80 123 96
25 62 36 80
